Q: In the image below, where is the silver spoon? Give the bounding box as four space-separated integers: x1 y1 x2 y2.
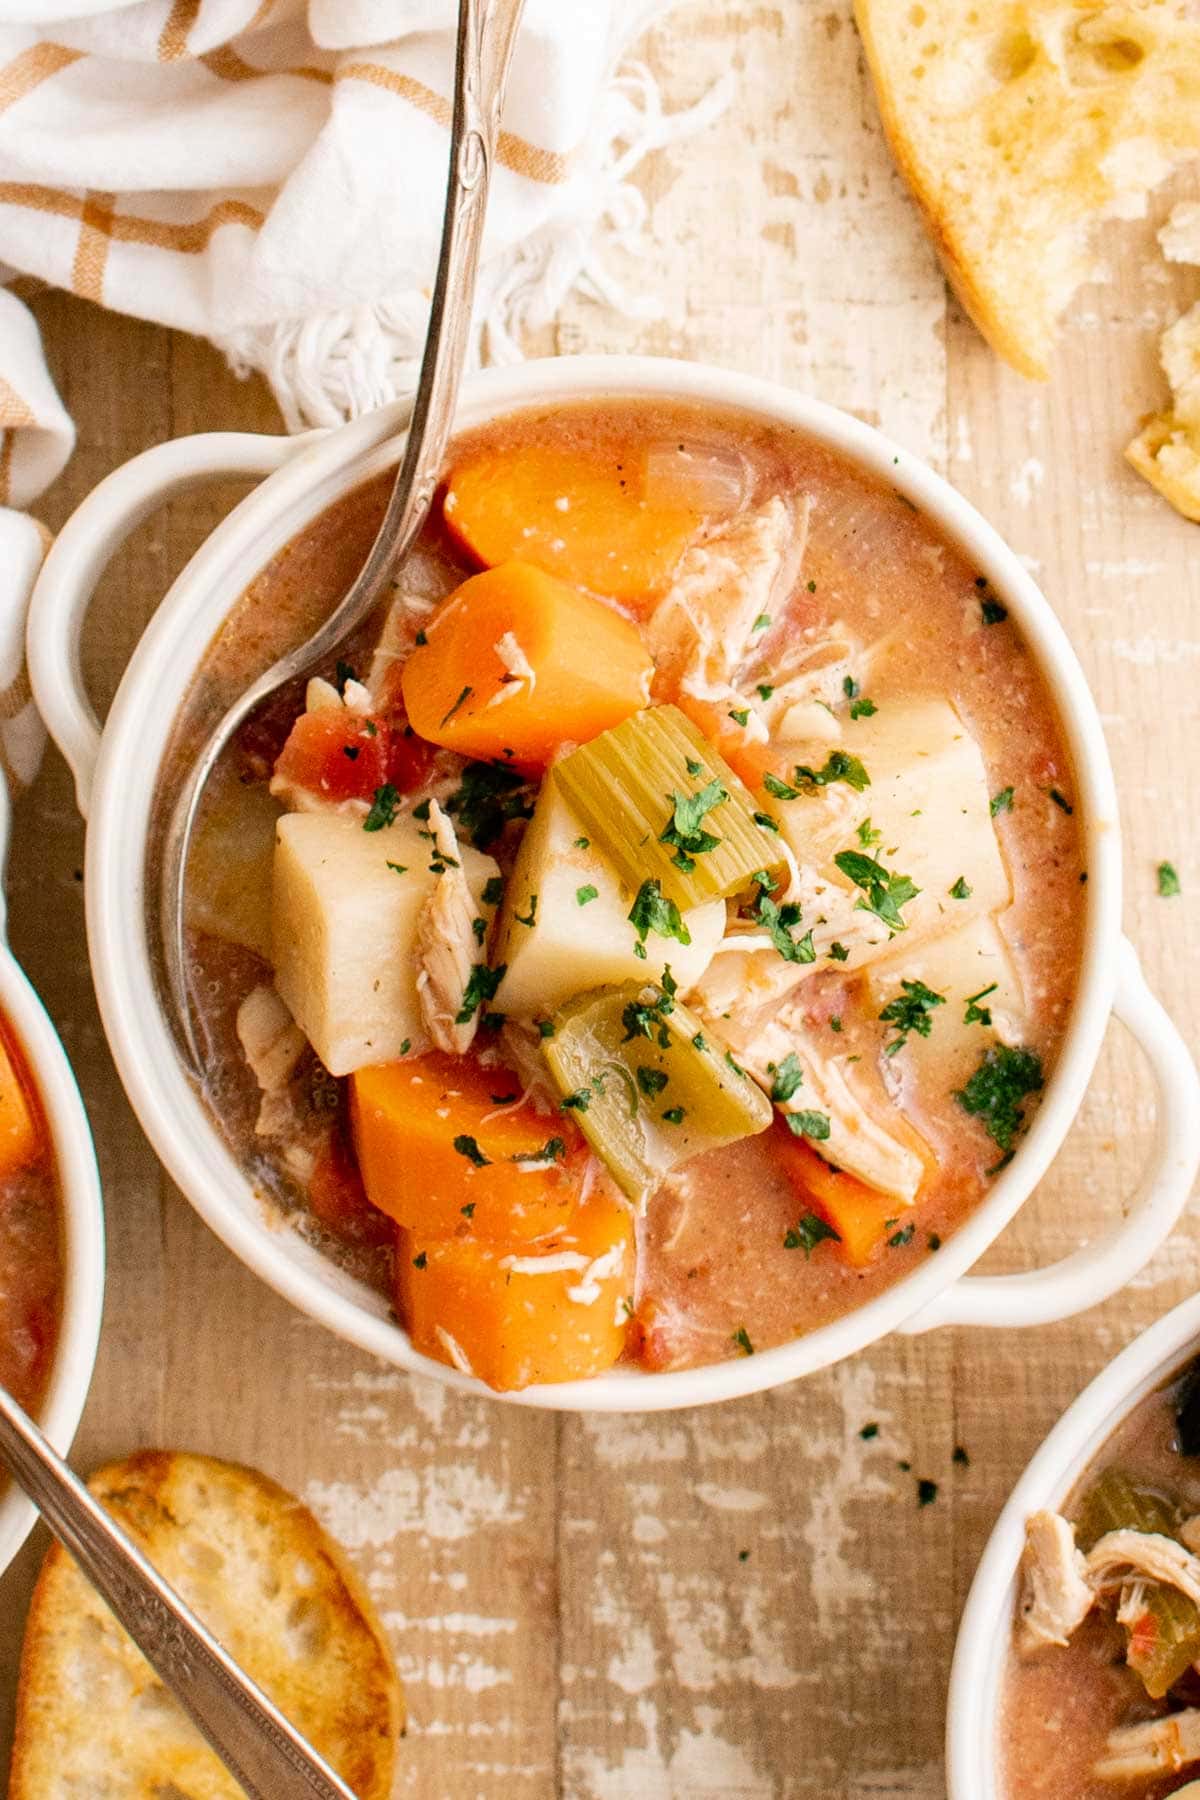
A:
0 1381 359 1799
162 0 526 1070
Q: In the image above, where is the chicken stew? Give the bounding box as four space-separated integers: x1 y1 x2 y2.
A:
1005 1360 1200 1799
0 1017 61 1421
162 398 1085 1391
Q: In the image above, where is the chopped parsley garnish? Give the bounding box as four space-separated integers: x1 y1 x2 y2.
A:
462 1202 476 1217
453 1134 490 1168
917 1478 939 1506
662 1106 686 1124
512 1136 566 1164
830 1015 842 1032
560 1087 592 1112
728 708 751 728
784 1109 831 1142
784 1211 840 1256
455 962 506 1024
828 941 850 962
1158 860 1181 897
412 1251 427 1269
636 1067 669 1098
753 810 780 833
860 1422 880 1440
386 860 408 875
472 917 487 943
1048 787 1073 815
856 817 882 850
757 684 774 702
482 875 504 907
964 982 997 1027
629 880 692 954
537 1019 556 1039
363 783 401 832
414 630 427 646
806 578 817 593
752 613 771 633
692 1031 709 1052
765 750 871 800
953 1445 970 1467
446 761 534 849
755 891 816 964
440 684 473 727
949 875 972 900
660 779 726 872
928 1232 942 1251
732 1326 755 1356
574 835 590 849
399 1038 411 1056
685 757 705 777
843 676 877 720
515 895 538 928
888 1223 915 1248
724 1049 749 1080
335 659 357 688
576 884 599 907
834 848 920 932
955 1044 1044 1153
342 744 360 761
990 786 1014 817
769 1052 804 1104
879 979 945 1055
622 970 677 1048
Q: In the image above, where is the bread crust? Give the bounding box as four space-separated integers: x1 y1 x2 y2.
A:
10 1450 404 1800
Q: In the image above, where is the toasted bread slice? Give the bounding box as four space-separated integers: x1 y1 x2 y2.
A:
1127 202 1200 518
855 2 1200 378
9 1450 403 1800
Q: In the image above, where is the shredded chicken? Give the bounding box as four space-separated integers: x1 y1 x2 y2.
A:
732 1010 923 1203
1181 1516 1200 1555
235 986 308 1140
414 800 484 1056
1016 1510 1094 1652
1094 1711 1200 1783
1086 1528 1200 1610
645 496 801 710
487 1020 557 1115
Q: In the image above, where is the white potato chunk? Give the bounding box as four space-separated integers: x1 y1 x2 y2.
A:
273 813 499 1077
769 696 1011 974
491 781 724 1019
864 913 1027 1088
185 767 281 961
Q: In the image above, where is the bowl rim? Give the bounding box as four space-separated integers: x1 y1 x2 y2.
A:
78 353 1121 1411
945 1289 1200 1799
0 943 105 1575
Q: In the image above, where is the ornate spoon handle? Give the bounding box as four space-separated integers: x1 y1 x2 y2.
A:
0 1382 358 1800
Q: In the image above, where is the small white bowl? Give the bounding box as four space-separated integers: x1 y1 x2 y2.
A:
25 356 1200 1412
947 1290 1200 1798
0 777 104 1576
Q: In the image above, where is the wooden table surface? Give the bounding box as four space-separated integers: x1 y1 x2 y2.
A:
1 5 1198 1796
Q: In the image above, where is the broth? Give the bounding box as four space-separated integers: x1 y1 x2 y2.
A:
0 1018 62 1422
154 397 1085 1389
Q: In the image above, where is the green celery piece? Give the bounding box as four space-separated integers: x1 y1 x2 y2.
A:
552 704 783 909
541 982 773 1205
1124 1584 1200 1699
1073 1466 1199 1700
1074 1467 1180 1552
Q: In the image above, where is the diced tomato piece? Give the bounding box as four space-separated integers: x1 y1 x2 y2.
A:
386 725 437 794
273 710 391 804
307 1128 394 1248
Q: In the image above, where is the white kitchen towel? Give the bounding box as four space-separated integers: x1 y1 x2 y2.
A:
0 0 726 789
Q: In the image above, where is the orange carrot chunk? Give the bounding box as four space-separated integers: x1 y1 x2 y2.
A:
443 443 704 604
351 1052 581 1243
776 1127 911 1268
399 561 652 770
396 1185 634 1391
0 1031 39 1183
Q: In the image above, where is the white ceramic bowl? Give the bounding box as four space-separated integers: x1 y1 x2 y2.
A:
0 769 104 1575
947 1290 1200 1798
25 356 1200 1412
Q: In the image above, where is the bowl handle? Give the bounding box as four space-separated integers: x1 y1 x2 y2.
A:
27 432 312 817
898 936 1200 1333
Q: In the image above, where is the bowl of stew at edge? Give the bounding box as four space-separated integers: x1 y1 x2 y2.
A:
949 1294 1200 1800
0 850 103 1573
60 356 1133 1407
